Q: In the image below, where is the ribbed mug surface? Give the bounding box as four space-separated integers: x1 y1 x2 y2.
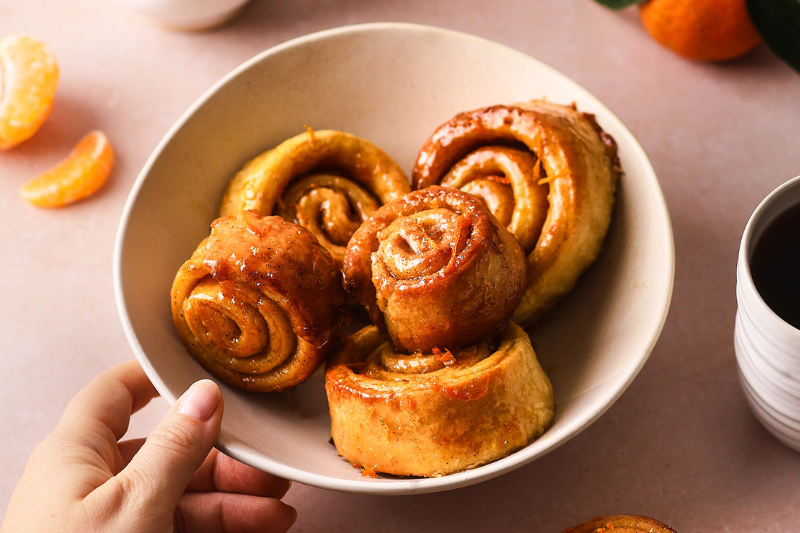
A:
734 176 800 451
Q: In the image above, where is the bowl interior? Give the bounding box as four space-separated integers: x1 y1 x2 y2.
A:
115 23 674 495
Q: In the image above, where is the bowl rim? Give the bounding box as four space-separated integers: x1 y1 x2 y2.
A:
113 21 675 494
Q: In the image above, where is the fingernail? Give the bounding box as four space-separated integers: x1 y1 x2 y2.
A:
177 380 220 421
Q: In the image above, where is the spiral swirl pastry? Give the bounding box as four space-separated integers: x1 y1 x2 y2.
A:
561 515 677 533
219 129 411 265
343 185 527 354
170 211 347 392
325 322 554 477
412 100 620 326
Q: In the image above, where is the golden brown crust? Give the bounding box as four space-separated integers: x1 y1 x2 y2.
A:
219 130 411 265
561 515 677 533
412 100 619 326
170 211 347 392
342 185 527 354
325 322 554 477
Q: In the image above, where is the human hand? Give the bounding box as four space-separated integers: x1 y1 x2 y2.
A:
1 360 296 533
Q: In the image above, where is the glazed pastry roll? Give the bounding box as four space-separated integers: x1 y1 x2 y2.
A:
325 322 554 478
343 185 527 354
412 100 620 326
170 211 347 392
561 515 677 533
220 129 411 265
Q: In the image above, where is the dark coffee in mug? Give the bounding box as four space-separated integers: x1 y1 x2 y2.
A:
750 203 800 329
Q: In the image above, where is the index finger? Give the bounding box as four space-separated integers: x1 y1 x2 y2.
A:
56 359 159 443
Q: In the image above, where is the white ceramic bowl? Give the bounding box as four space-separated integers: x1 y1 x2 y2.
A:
114 23 674 494
113 0 251 30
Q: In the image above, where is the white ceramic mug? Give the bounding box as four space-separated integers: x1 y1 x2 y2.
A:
735 175 800 451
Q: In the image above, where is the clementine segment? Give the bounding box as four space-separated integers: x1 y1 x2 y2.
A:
20 131 114 208
639 0 762 61
0 35 59 149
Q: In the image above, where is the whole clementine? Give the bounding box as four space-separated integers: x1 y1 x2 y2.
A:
639 0 762 61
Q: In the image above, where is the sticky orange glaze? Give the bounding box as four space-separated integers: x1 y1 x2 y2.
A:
343 186 526 353
170 211 348 392
560 515 677 533
410 100 620 327
324 323 554 478
201 211 345 347
439 374 490 401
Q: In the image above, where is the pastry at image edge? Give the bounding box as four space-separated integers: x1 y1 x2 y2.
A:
561 515 677 533
170 211 348 392
219 129 411 265
412 99 620 326
342 185 527 354
325 322 554 478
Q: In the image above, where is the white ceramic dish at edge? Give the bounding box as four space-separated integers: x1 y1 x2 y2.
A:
113 0 252 30
114 23 675 495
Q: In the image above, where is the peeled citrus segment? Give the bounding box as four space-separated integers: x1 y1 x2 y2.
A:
0 35 59 149
20 131 114 208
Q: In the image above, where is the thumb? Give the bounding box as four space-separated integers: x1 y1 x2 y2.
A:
117 379 223 511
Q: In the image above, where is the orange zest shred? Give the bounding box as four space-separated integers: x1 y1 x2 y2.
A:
606 524 614 530
304 124 316 145
0 35 59 149
532 135 544 179
486 174 511 185
432 347 456 366
537 173 570 186
360 465 378 478
19 130 114 208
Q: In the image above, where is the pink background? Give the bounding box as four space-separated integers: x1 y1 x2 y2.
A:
2 1 800 531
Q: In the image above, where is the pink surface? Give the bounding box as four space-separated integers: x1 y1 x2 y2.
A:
1 1 799 532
